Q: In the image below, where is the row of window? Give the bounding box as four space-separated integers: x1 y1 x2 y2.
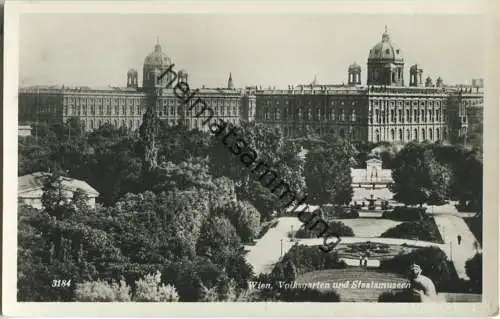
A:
373 127 447 143
65 104 144 116
372 109 443 124
371 99 442 108
263 109 358 122
262 99 360 107
65 97 142 106
64 96 242 107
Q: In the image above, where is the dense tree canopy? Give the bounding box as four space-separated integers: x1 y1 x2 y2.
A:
304 136 353 205
391 142 482 210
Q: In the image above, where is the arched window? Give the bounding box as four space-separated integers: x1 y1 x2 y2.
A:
98 120 102 128
429 109 433 121
91 120 94 129
122 120 125 128
129 120 133 129
421 128 426 141
114 120 118 127
436 128 440 140
421 109 425 122
194 119 198 129
406 109 410 122
435 109 439 121
375 109 380 123
398 129 403 141
414 109 418 122
406 129 410 141
429 128 433 141
390 129 395 141
375 130 380 143
414 128 418 140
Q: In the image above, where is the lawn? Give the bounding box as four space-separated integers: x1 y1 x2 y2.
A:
296 268 409 302
334 218 402 237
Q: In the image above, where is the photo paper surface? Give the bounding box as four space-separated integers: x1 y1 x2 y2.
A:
3 0 499 317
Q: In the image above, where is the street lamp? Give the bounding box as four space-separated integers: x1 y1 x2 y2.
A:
280 239 283 259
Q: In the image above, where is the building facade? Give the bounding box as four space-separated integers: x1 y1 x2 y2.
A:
19 29 483 144
255 28 484 144
18 172 99 209
19 42 252 133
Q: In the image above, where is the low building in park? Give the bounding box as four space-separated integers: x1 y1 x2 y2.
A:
18 172 99 209
350 157 394 209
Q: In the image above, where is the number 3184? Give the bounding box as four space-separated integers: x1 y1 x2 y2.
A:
51 279 72 287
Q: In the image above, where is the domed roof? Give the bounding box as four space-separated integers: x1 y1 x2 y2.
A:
144 43 172 68
368 27 403 62
348 62 361 71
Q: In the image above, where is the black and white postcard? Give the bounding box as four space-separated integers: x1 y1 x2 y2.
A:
3 0 499 317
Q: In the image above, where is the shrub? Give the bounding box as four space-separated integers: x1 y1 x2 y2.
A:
339 210 359 219
74 272 180 302
379 246 456 292
134 271 180 302
382 207 427 221
380 219 443 243
294 220 354 239
465 253 482 293
75 279 132 301
346 242 391 255
272 244 346 276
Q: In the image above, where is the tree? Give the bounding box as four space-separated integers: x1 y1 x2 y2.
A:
390 142 452 206
214 201 261 242
196 215 241 265
208 122 306 216
304 141 352 205
139 93 161 172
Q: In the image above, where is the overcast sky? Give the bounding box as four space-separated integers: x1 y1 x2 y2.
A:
19 14 486 89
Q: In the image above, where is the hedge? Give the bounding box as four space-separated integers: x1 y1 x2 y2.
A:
380 219 443 243
379 246 456 292
294 221 355 239
381 207 427 221
271 244 347 277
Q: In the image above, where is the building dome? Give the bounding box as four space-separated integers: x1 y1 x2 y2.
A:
368 28 403 62
127 68 138 75
143 43 172 68
348 62 361 71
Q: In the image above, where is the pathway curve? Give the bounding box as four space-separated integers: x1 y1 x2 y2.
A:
245 217 450 275
431 213 480 280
